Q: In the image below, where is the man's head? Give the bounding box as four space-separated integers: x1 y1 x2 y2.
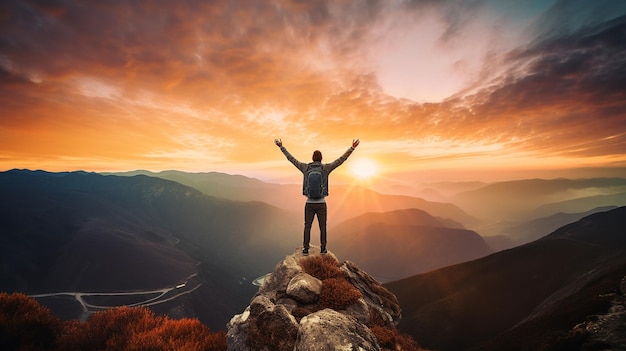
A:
312 150 322 162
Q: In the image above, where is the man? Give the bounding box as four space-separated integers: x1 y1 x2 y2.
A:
275 138 359 255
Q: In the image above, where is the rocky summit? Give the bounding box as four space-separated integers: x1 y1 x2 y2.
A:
227 247 421 351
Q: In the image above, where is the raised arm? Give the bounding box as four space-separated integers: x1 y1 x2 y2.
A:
275 139 307 172
325 139 359 172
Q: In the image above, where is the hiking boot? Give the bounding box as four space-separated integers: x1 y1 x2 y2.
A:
302 248 309 256
320 247 327 254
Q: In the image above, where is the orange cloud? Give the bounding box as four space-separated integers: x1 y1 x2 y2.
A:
0 1 625 179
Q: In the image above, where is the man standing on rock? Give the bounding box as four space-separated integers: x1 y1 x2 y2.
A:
275 138 359 255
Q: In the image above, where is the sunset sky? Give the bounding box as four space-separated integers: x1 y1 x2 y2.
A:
1 0 625 183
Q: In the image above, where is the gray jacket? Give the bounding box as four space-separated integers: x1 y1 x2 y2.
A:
280 146 355 197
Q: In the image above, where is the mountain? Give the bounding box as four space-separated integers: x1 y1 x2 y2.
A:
451 178 626 223
0 169 301 330
384 206 626 351
503 205 618 245
330 209 492 281
532 192 626 218
108 170 276 203
110 170 480 228
415 181 487 200
480 234 516 252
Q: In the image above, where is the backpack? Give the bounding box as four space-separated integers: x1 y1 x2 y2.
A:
305 163 324 199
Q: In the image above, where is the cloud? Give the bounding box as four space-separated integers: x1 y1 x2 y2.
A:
0 0 625 173
455 13 626 157
533 0 626 39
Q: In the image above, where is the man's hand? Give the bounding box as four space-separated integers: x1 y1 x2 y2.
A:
274 139 282 147
352 139 360 148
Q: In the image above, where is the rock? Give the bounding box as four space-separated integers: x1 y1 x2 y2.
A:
341 260 401 328
296 309 381 351
344 297 371 324
256 253 302 298
249 295 274 316
227 250 407 351
275 297 299 313
286 273 322 304
582 275 626 347
226 307 252 351
247 296 300 351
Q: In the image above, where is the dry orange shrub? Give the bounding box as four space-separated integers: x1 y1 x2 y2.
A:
370 325 426 351
299 254 342 280
62 307 226 351
126 318 226 351
0 293 226 351
0 292 62 350
299 255 364 310
319 277 363 310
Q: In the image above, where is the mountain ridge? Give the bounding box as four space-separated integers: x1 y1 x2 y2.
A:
384 206 626 351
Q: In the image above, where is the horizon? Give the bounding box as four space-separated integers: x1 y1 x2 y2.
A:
1 1 626 181
4 166 626 194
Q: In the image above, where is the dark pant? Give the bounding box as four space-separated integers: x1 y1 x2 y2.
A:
303 202 327 249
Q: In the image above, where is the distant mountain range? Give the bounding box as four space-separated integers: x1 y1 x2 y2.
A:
108 170 480 228
502 205 618 245
330 209 492 281
114 171 626 239
385 206 626 351
451 178 626 223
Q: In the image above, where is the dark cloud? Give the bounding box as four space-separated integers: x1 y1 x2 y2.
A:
456 14 626 157
534 0 626 39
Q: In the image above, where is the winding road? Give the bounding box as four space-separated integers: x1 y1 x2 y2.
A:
30 273 201 319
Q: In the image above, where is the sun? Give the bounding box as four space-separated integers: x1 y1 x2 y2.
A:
349 157 379 180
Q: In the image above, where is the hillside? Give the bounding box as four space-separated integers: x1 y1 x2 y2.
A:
330 209 492 281
385 206 626 351
0 169 301 330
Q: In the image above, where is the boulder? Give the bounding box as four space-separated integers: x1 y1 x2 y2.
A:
256 253 302 299
296 309 381 351
286 272 322 304
247 296 300 351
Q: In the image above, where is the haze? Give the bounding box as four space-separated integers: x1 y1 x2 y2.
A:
1 0 625 184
